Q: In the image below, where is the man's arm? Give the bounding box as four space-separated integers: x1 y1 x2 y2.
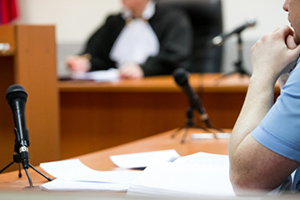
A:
229 26 300 195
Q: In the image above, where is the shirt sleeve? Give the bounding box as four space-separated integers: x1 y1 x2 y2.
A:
251 60 300 162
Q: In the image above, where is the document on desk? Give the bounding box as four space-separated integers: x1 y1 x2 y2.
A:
40 159 141 184
110 149 180 168
126 152 235 198
40 179 130 192
70 68 119 82
174 152 229 165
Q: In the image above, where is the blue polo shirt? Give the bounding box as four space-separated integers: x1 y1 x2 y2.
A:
251 58 300 162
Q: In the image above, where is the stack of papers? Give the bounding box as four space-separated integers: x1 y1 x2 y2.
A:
40 151 241 198
40 159 141 191
41 179 130 192
40 150 180 191
126 152 235 198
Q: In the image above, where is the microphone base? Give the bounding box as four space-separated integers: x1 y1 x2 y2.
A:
0 153 53 187
171 123 209 144
171 107 224 143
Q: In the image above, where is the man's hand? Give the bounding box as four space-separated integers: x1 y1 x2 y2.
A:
251 26 300 84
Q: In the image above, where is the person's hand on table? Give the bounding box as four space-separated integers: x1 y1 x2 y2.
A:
66 55 91 73
119 64 144 79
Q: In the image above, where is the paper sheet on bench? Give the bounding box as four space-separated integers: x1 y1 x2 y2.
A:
110 149 180 168
40 159 141 184
40 179 130 191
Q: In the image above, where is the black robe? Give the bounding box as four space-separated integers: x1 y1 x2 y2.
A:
81 4 193 76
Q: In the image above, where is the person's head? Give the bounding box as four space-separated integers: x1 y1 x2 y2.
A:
283 0 300 44
121 0 150 17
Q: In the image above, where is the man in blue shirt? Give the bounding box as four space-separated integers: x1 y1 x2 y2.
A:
229 0 300 195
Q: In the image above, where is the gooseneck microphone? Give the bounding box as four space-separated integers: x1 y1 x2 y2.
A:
212 17 256 46
173 68 212 128
6 84 29 169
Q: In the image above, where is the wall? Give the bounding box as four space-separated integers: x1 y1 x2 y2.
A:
16 0 289 74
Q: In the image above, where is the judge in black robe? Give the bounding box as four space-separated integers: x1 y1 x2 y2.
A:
68 0 192 79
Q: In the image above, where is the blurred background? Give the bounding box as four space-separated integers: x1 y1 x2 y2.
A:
15 0 288 76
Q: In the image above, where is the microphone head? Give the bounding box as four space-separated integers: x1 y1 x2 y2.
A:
173 68 188 86
246 17 256 27
212 35 223 46
6 84 28 105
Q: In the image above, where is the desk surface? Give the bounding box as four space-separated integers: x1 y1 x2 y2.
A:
58 73 260 93
0 128 229 191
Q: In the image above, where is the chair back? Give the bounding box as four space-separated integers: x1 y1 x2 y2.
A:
158 0 223 73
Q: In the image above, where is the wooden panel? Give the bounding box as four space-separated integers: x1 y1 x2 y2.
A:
14 25 60 165
0 25 60 173
0 57 17 171
202 92 243 127
59 91 241 159
60 92 187 159
0 25 15 49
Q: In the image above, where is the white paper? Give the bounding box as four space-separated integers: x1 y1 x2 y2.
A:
127 153 235 198
174 152 229 166
40 159 141 184
110 149 180 168
70 68 119 82
40 179 130 192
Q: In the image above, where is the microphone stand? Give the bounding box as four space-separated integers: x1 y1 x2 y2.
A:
171 107 198 143
0 142 53 187
222 33 251 78
171 107 222 143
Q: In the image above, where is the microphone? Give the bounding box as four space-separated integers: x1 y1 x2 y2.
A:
6 84 29 169
212 17 256 46
1 84 53 186
173 68 212 128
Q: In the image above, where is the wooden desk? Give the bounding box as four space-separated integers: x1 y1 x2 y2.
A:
58 74 280 159
0 25 60 171
0 128 229 191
